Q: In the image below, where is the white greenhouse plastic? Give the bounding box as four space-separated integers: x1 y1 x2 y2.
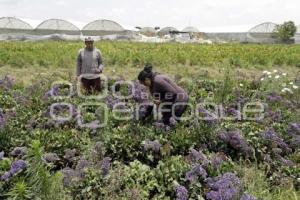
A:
182 26 199 33
248 22 277 33
35 19 81 35
157 27 178 36
139 27 156 36
82 19 125 36
0 17 33 34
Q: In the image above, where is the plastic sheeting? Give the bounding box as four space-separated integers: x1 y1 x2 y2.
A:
204 33 247 43
0 17 33 34
248 22 277 33
296 25 300 43
295 34 300 44
157 27 178 36
35 19 81 35
182 26 199 33
139 27 156 36
296 25 300 33
0 34 81 41
82 20 125 36
203 32 279 43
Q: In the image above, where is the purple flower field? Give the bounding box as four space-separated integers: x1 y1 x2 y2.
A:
0 67 299 200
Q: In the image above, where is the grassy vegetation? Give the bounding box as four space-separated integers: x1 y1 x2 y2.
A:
0 41 300 84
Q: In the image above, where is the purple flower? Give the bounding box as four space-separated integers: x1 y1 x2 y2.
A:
143 139 161 153
63 149 76 162
287 123 300 136
198 107 219 126
227 107 242 121
290 135 300 149
10 147 27 157
265 110 282 122
76 159 90 171
43 153 60 163
205 173 242 200
0 108 6 128
188 149 208 165
266 92 282 103
105 95 122 109
75 159 91 178
190 149 204 162
43 85 60 100
217 132 228 142
174 185 188 200
261 129 292 155
278 157 294 167
0 172 11 181
218 130 253 158
185 165 207 182
206 191 222 200
87 120 100 130
101 157 111 176
0 75 14 90
0 160 27 181
9 160 27 175
263 154 273 164
240 193 257 200
128 81 149 103
153 121 171 132
211 154 227 170
61 167 76 187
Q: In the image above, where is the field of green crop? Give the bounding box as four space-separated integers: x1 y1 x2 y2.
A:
0 41 300 83
0 41 299 200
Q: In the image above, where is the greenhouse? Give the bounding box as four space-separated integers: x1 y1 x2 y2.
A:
35 19 81 35
0 17 33 34
248 22 277 33
247 22 278 43
295 25 300 44
157 27 178 36
82 19 125 36
139 27 156 36
182 26 199 33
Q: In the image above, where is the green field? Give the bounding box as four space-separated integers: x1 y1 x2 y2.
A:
0 41 300 83
0 42 299 200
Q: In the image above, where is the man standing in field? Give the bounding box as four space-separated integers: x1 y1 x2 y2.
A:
76 37 104 94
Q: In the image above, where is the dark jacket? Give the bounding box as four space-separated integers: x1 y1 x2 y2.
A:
150 74 188 103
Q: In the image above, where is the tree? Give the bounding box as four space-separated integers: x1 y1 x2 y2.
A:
273 21 297 41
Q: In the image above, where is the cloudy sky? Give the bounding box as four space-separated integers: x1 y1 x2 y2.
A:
0 0 299 31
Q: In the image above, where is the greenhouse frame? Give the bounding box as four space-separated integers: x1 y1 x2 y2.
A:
0 17 33 34
139 27 156 36
35 19 81 35
246 22 278 43
82 19 125 36
157 27 178 36
182 26 199 33
0 16 299 43
295 25 300 44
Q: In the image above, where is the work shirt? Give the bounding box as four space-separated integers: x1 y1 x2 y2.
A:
150 74 188 103
76 47 104 79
